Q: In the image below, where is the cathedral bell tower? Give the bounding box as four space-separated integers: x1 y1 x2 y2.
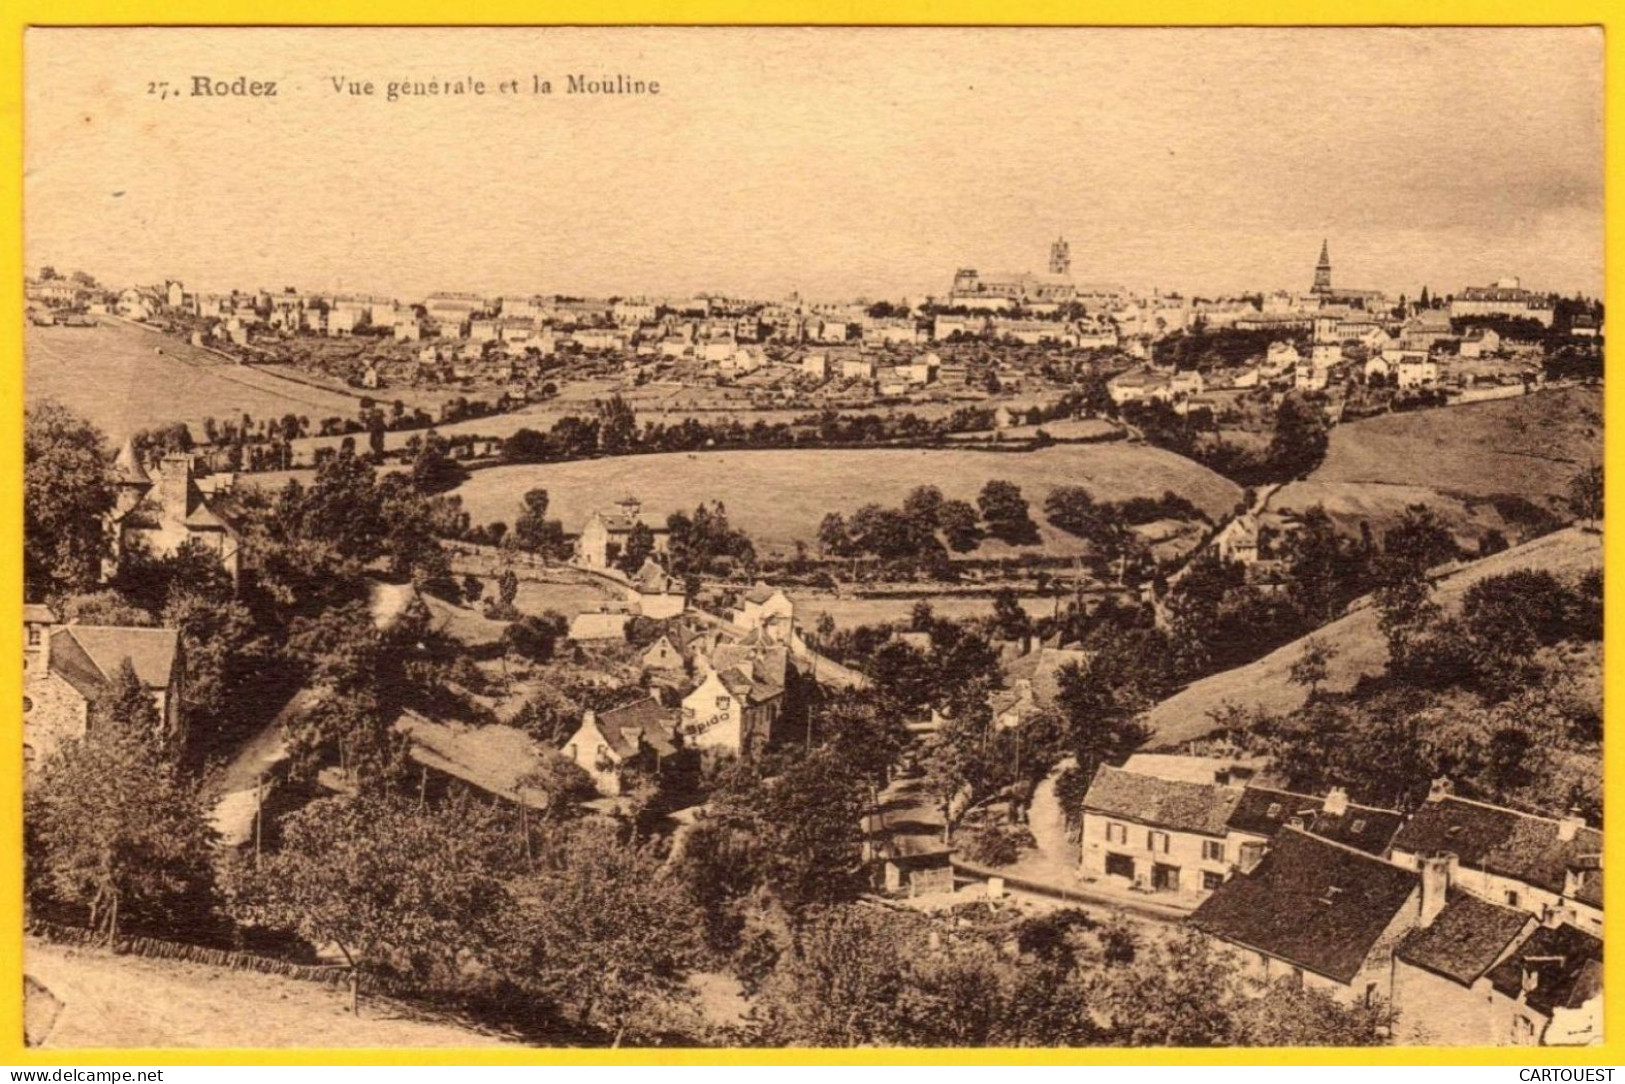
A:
1050 236 1071 277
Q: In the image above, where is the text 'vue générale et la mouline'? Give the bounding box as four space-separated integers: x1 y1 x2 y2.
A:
324 73 661 100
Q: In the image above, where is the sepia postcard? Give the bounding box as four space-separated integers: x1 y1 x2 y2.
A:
16 25 1607 1054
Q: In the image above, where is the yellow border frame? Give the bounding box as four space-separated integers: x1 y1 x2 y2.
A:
0 4 1617 1066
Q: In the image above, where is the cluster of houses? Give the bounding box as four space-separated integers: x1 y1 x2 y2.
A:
1079 759 1601 1045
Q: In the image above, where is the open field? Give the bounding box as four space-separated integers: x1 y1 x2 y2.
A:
26 319 361 444
447 445 1242 557
1272 387 1601 545
24 939 514 1048
1139 526 1602 750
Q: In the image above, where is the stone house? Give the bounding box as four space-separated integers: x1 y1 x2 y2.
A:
560 698 683 798
23 607 183 768
1389 780 1602 937
1191 827 1425 1007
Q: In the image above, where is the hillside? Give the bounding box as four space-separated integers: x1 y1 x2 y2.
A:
24 939 515 1048
1139 526 1603 750
448 444 1242 558
1270 387 1601 547
26 318 359 443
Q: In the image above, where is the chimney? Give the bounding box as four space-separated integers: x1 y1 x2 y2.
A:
1520 965 1540 998
1542 903 1576 930
583 708 598 730
1323 786 1350 817
1418 851 1456 928
1558 808 1584 843
1237 842 1266 875
1426 776 1454 804
158 455 194 521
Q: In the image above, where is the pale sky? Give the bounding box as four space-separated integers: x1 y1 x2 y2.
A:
25 27 1604 302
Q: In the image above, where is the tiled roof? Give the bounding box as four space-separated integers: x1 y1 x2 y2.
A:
1226 787 1402 856
1190 827 1419 985
1226 787 1324 839
1392 796 1602 898
1082 765 1242 838
394 712 551 810
598 696 680 758
1485 923 1603 1019
1397 890 1531 986
53 626 180 693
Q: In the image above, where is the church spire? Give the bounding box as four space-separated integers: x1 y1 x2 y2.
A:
1312 239 1333 296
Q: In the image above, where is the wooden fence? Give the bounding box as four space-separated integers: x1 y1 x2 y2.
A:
25 918 404 996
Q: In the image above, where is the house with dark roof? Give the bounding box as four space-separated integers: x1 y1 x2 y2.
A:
1390 779 1602 936
22 609 183 768
1080 765 1245 900
680 656 785 758
1190 827 1424 1007
1226 785 1403 858
1391 889 1535 1044
1483 920 1602 1045
559 697 684 797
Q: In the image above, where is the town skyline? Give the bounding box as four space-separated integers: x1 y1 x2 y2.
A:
26 27 1604 302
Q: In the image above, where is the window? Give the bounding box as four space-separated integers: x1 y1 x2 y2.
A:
1506 889 1521 907
1106 822 1127 844
26 625 40 647
1364 982 1379 1008
1148 830 1170 854
1203 840 1225 862
1351 818 1366 834
1266 802 1282 818
21 696 32 714
1104 852 1134 879
1202 870 1224 891
716 696 731 711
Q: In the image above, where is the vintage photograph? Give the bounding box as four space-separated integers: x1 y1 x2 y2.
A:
20 27 1604 1049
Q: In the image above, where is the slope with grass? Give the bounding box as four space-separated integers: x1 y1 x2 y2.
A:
449 444 1242 558
1271 387 1601 547
24 939 515 1048
26 318 361 444
1139 526 1602 750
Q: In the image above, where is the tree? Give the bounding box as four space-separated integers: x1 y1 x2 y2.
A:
1568 464 1602 530
707 748 871 909
28 725 216 942
596 395 639 457
503 611 570 663
1054 659 1150 786
162 588 262 741
25 400 114 596
410 430 467 495
461 573 485 605
617 522 656 575
498 568 520 607
1267 393 1329 480
1288 636 1337 699
241 793 516 1011
514 488 566 558
497 820 703 1046
937 498 983 552
977 480 1039 546
992 588 1032 642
